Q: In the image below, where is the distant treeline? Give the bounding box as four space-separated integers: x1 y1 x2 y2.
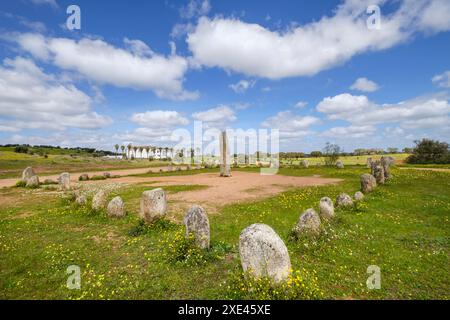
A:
279 147 412 159
0 144 115 157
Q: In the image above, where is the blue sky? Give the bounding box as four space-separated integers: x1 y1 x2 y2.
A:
0 0 449 152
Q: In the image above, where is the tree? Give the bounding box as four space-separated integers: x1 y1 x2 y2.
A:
114 144 119 158
402 147 413 154
145 146 150 160
387 147 398 154
310 151 322 157
323 142 341 166
406 139 450 164
120 145 125 158
127 143 132 159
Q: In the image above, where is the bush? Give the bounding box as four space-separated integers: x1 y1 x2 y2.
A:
406 139 450 164
224 268 324 300
90 175 106 181
14 145 28 154
323 142 341 166
15 180 26 188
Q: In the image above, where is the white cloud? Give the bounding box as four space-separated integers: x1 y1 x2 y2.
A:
262 111 319 139
130 110 189 128
432 70 450 88
192 105 236 129
180 0 211 19
0 57 111 132
187 0 450 79
29 0 58 8
322 125 376 138
14 33 199 101
316 93 450 129
294 101 308 109
229 79 255 93
350 77 379 92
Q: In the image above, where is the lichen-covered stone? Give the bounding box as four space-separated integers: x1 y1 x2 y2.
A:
92 190 108 211
372 164 385 185
360 173 377 193
319 197 334 219
336 193 354 208
354 191 364 201
58 172 70 191
300 160 309 168
26 175 39 188
184 205 210 249
107 196 125 218
293 208 321 236
22 167 36 182
239 223 291 282
139 188 167 223
336 160 344 169
76 195 87 206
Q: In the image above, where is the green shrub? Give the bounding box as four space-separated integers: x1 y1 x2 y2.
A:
15 180 26 188
406 139 450 164
128 219 176 237
90 175 106 181
224 268 324 300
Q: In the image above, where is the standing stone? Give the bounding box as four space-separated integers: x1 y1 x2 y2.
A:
239 223 291 283
366 157 373 169
22 167 36 182
107 196 125 218
336 160 344 169
58 172 70 191
25 175 39 188
184 205 210 249
354 191 365 201
219 130 231 177
92 190 108 211
293 208 321 236
300 160 309 168
76 195 87 206
380 156 392 180
372 163 385 185
336 193 354 208
139 188 167 223
319 197 335 219
360 174 377 193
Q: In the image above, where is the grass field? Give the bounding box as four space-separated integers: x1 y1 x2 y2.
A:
0 150 169 179
0 165 448 299
280 153 409 166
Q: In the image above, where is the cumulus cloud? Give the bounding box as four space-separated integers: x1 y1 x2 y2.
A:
350 77 380 92
262 111 319 139
322 125 377 138
0 57 111 132
432 70 450 88
192 105 236 129
14 33 199 101
179 0 211 19
316 93 450 129
130 110 189 128
29 0 58 8
294 101 308 109
187 0 450 79
229 79 255 93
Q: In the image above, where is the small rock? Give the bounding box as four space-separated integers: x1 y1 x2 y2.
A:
107 196 125 218
79 174 89 181
184 205 210 249
76 195 87 206
336 160 344 169
319 197 335 219
293 208 321 236
300 160 309 168
139 188 167 223
103 172 111 178
336 193 353 208
354 191 364 201
22 167 36 182
239 223 291 283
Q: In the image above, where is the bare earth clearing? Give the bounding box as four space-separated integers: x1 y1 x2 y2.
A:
87 171 342 212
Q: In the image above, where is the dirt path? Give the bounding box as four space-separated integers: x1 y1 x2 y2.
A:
105 171 342 213
399 167 450 172
0 166 168 188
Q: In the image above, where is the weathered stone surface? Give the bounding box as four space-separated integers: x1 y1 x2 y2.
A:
360 173 377 193
92 190 108 211
336 160 344 169
219 130 232 177
366 157 373 168
336 193 354 208
354 191 365 201
103 172 111 178
78 174 89 181
319 197 334 219
184 205 210 249
22 167 36 182
293 208 321 236
76 195 87 206
58 172 70 191
300 160 309 168
139 188 167 223
239 223 291 282
26 175 39 188
107 196 125 218
380 156 392 180
372 163 385 185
